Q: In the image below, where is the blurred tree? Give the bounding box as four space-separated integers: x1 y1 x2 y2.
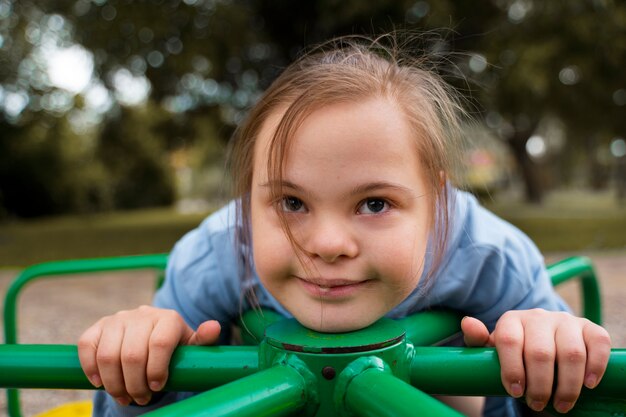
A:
97 103 175 209
0 114 108 216
0 0 624 217
469 0 626 201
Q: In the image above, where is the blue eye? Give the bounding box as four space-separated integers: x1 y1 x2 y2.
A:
359 198 389 214
280 196 305 212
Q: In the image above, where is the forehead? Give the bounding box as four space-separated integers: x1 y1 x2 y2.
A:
253 97 418 171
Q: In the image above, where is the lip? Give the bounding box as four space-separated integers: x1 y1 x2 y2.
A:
297 277 371 299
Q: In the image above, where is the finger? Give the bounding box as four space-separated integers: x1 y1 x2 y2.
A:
77 321 104 387
96 320 131 406
493 314 526 399
552 322 587 413
523 319 556 412
462 316 492 347
188 320 222 346
583 321 612 389
121 320 154 406
146 312 193 392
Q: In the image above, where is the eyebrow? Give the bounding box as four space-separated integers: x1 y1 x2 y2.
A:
349 181 416 197
259 180 418 198
260 180 304 192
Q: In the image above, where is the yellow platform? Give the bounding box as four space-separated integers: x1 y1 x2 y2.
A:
33 401 92 417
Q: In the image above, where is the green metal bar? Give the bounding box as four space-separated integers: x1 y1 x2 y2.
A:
143 365 312 417
410 347 626 400
0 344 258 391
4 254 168 345
343 367 464 417
547 256 602 324
3 254 168 417
397 310 462 346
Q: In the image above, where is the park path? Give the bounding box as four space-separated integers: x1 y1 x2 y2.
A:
0 250 624 417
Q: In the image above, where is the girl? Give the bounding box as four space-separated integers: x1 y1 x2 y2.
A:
78 35 611 417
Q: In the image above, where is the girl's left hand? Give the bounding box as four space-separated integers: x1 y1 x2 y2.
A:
462 309 611 414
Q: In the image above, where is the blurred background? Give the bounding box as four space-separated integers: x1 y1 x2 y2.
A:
0 0 624 264
0 2 624 415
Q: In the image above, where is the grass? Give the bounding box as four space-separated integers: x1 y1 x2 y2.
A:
483 188 626 252
0 189 624 267
0 207 213 267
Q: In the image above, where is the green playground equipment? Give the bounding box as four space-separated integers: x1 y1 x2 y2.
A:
2 255 625 417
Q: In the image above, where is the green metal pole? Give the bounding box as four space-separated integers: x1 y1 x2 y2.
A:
4 254 168 344
547 256 602 324
343 367 464 417
0 344 258 391
3 254 168 417
410 347 626 400
143 365 313 417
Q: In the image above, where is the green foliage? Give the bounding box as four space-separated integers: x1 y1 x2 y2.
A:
96 104 175 210
0 207 211 266
1 0 624 217
0 116 109 217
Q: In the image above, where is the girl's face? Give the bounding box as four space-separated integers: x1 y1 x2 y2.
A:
250 97 432 332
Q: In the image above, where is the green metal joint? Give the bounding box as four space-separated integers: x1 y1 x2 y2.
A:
333 356 390 417
270 353 320 417
258 318 411 417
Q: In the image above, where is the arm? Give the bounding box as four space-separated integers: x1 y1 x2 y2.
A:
455 207 611 413
423 190 610 414
81 204 245 414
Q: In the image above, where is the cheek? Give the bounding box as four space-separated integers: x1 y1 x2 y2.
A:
372 224 429 290
251 208 295 284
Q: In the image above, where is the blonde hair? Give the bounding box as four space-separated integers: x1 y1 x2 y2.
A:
227 33 466 302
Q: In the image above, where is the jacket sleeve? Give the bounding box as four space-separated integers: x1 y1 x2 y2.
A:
153 212 243 344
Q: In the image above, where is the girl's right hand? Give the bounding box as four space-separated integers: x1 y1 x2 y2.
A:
78 305 221 406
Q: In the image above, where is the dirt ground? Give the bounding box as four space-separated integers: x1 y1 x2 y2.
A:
0 250 624 417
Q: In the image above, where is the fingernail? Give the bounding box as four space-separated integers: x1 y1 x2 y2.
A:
555 401 573 413
585 372 598 388
510 382 523 398
134 396 151 406
528 400 545 411
149 380 162 391
116 397 130 406
90 374 102 387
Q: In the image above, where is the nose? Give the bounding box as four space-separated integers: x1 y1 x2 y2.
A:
304 215 359 263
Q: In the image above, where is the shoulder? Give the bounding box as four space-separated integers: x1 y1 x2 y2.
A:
170 201 238 264
451 190 539 258
415 190 564 325
447 189 543 275
155 202 243 327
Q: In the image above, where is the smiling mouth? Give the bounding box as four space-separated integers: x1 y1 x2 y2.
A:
297 277 371 298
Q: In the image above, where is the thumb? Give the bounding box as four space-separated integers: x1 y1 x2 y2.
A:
461 316 493 347
186 320 222 346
